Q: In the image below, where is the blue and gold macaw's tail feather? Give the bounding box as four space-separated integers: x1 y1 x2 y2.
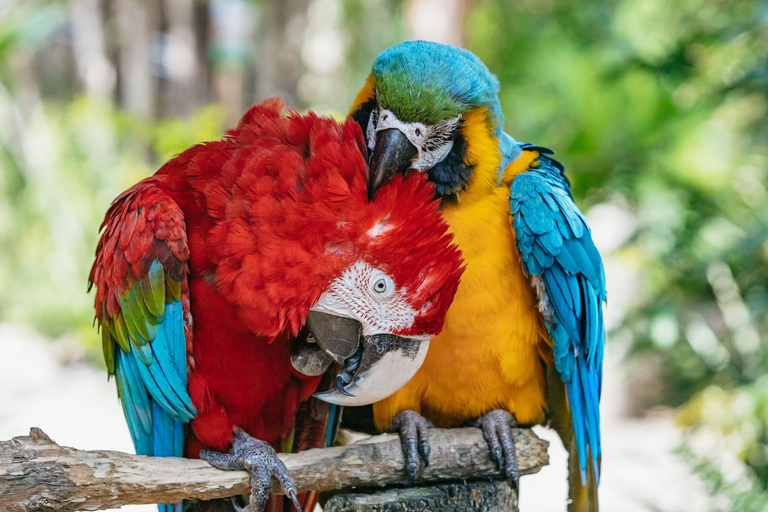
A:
510 145 605 488
546 365 600 512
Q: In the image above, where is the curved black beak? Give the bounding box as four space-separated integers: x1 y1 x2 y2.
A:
291 310 361 377
368 128 418 199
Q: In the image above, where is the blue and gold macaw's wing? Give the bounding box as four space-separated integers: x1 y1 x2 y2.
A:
509 145 605 484
89 182 196 477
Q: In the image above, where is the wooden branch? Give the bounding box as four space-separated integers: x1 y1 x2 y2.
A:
0 427 548 512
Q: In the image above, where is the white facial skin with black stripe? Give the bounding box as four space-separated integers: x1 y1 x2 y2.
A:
366 96 461 172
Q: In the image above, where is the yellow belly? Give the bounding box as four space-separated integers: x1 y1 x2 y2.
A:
373 186 549 430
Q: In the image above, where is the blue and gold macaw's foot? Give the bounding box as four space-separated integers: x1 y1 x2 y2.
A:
387 410 434 485
474 410 519 490
200 429 302 512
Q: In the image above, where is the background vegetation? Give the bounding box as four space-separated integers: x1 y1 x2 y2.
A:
0 0 766 509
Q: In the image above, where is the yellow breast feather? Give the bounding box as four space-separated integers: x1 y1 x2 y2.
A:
373 188 548 430
372 105 550 431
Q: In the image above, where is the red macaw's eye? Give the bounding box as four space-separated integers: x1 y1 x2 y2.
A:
369 272 395 298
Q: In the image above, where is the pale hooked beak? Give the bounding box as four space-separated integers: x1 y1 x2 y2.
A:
314 333 430 406
298 311 431 406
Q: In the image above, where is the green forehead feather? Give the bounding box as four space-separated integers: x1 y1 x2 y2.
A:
377 71 468 125
371 41 504 133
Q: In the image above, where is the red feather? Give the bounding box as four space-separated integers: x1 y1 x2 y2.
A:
90 99 464 464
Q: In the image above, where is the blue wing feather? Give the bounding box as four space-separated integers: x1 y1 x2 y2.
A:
111 270 195 512
115 296 194 458
510 147 606 485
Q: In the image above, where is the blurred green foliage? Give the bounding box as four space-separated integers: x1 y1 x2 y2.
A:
0 94 225 349
465 0 768 505
0 2 226 350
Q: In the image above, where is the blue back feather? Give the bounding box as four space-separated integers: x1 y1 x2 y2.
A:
510 148 605 484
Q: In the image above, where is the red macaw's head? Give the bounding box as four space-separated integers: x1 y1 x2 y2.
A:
208 99 464 406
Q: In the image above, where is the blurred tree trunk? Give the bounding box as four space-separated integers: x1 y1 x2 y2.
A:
209 0 256 125
115 0 160 118
69 0 116 100
405 0 467 47
160 0 205 117
192 1 212 109
254 0 309 108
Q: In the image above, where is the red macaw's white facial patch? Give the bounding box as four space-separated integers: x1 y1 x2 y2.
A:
307 260 438 406
311 260 425 337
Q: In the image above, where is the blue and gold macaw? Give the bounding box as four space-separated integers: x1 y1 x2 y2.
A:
347 41 605 511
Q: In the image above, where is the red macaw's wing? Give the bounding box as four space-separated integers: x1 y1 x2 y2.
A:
89 182 195 459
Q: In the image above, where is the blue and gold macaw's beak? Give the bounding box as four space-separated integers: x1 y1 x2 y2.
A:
368 128 418 199
294 311 431 406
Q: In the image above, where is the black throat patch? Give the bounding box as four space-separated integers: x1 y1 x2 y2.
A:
351 98 377 139
427 123 474 199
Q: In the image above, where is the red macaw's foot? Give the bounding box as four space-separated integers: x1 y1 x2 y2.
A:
473 409 519 490
386 410 434 484
200 429 302 512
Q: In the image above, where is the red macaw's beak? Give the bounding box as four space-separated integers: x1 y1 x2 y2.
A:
292 311 430 406
368 128 418 199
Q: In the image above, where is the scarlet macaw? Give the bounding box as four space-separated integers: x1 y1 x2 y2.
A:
346 41 605 511
89 99 464 512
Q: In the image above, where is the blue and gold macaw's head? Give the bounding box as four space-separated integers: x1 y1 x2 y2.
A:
350 40 507 199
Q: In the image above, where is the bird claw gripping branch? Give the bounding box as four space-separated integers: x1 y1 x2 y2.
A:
200 430 302 512
474 409 519 490
387 410 433 484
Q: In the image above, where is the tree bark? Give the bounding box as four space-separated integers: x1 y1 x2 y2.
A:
325 480 518 512
0 426 547 511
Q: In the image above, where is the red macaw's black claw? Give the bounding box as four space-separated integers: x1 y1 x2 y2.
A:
200 429 302 512
335 372 355 397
